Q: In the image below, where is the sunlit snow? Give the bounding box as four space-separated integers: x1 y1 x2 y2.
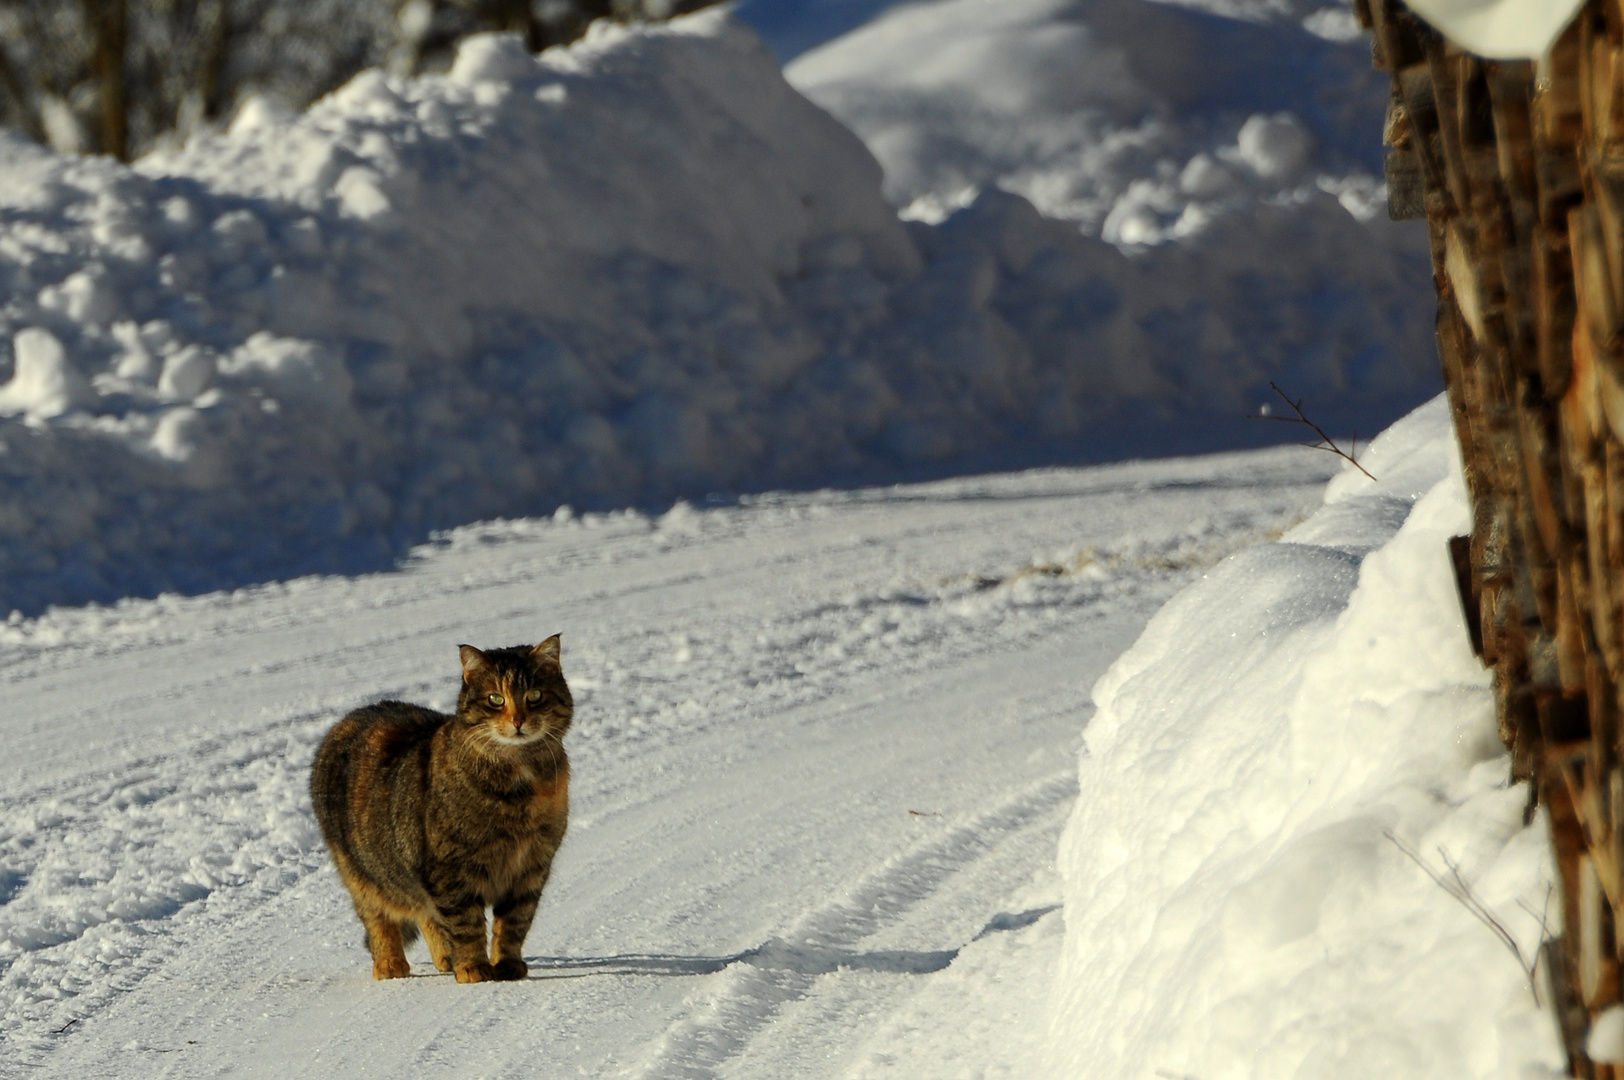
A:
0 6 1435 616
0 1 1562 1077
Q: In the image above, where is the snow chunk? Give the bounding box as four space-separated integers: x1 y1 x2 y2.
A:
450 32 540 84
219 333 352 405
332 166 391 220
229 95 291 139
1302 6 1365 42
150 406 203 461
1590 1004 1624 1065
0 329 90 419
212 208 267 253
157 345 216 402
162 194 200 231
1406 0 1585 60
327 69 404 113
108 321 157 381
38 267 120 326
1235 113 1313 181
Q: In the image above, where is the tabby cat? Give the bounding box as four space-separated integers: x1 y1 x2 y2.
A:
310 636 572 982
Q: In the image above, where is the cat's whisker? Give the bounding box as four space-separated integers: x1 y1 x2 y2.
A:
539 733 563 775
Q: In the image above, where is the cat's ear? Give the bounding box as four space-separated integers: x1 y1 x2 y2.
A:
458 645 488 682
531 635 561 665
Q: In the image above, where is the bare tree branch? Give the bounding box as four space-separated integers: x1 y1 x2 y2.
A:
1385 829 1548 1005
1248 380 1377 482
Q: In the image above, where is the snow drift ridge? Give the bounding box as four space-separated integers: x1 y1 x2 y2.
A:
1046 399 1564 1079
0 9 1435 613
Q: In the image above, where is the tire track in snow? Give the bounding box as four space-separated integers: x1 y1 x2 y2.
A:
0 457 1329 1070
627 772 1076 1080
0 707 344 1060
0 536 1274 1062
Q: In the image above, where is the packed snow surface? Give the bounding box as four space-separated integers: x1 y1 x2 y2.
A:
0 445 1334 1077
0 6 1436 615
1047 397 1566 1079
0 403 1571 1076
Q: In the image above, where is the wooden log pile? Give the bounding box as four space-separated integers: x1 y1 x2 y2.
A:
1358 1 1624 1072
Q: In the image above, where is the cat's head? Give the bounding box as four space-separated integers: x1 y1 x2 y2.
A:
455 636 573 751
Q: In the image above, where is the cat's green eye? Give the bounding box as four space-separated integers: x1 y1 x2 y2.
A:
487 693 505 707
525 689 542 704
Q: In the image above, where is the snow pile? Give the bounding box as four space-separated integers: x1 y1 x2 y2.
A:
0 13 912 612
0 8 1436 615
755 0 1439 447
1045 397 1566 1078
774 0 1396 240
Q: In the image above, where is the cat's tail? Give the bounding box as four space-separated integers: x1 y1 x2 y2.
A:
362 919 421 951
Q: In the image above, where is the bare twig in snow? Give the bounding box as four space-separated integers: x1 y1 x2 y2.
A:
1385 830 1547 1004
1516 883 1555 939
1248 381 1377 481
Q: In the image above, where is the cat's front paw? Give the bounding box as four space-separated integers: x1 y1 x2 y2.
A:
372 956 411 980
454 960 497 983
492 958 529 981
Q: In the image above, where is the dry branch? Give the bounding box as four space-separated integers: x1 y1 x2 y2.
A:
1248 381 1377 481
1385 829 1548 1004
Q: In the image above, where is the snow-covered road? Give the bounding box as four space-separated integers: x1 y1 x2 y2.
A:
1 448 1330 1078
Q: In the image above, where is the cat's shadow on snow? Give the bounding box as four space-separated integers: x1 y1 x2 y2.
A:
494 905 1059 980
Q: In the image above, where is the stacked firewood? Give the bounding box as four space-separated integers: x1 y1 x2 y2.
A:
1360 1 1624 1072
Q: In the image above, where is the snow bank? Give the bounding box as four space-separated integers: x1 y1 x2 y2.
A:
0 12 912 612
0 8 1436 614
778 0 1395 239
768 0 1440 446
1045 397 1566 1078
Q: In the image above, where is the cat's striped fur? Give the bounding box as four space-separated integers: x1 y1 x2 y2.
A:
310 636 572 982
